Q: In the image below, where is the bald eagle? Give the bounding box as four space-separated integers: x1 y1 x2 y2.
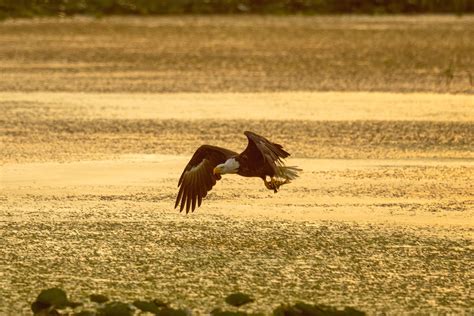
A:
175 131 301 213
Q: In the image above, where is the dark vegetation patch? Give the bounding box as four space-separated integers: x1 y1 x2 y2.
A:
274 302 366 316
225 292 254 307
31 288 365 315
1 0 473 19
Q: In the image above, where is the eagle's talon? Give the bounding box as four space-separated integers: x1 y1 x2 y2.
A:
272 178 279 193
264 178 279 192
270 178 290 193
264 178 284 193
264 180 273 191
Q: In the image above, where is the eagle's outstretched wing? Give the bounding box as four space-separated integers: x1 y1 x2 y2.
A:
175 145 238 213
241 130 289 163
241 131 299 180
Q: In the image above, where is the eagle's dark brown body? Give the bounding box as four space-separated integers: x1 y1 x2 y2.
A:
175 131 300 213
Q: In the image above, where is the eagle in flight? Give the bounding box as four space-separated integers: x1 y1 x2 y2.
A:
175 131 301 213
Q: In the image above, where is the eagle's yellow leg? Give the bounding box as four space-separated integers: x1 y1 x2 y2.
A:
264 178 276 192
264 178 291 193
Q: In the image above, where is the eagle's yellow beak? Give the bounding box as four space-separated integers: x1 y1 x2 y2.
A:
213 166 221 175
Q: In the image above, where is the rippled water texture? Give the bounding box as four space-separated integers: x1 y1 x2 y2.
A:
0 16 473 315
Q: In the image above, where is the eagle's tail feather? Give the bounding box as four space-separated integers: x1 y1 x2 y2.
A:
277 165 301 181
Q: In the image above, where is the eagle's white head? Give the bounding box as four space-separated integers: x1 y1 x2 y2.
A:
213 158 240 175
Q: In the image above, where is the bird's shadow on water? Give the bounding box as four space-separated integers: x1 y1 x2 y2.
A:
31 288 366 315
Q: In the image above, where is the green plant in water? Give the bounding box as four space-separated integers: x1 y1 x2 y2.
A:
225 292 254 307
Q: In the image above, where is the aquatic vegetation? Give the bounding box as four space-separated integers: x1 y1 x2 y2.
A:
225 293 254 307
98 302 132 316
31 288 82 315
90 294 109 304
211 309 254 316
273 302 366 316
31 288 365 315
